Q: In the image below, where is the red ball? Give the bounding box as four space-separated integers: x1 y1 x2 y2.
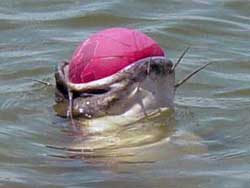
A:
69 27 165 83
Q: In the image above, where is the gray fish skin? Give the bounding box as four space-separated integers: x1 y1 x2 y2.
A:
54 57 175 123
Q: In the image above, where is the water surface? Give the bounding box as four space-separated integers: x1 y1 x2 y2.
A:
1 0 250 187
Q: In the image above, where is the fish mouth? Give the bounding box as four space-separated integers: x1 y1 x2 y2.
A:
54 56 175 121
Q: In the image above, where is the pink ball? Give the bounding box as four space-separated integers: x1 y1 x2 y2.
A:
69 27 165 83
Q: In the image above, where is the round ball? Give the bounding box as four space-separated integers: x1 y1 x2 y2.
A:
69 27 165 83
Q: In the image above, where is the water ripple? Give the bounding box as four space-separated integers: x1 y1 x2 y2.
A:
0 0 250 187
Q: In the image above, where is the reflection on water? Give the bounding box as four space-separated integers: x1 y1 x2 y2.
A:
51 110 174 151
1 0 250 187
48 109 207 167
49 110 176 160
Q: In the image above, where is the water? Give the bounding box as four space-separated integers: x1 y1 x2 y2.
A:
1 0 250 187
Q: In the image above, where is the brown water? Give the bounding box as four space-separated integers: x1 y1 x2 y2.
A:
1 0 250 187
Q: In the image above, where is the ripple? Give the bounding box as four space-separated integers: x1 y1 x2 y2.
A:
43 13 152 28
0 1 115 22
214 87 250 97
0 0 250 187
176 96 250 110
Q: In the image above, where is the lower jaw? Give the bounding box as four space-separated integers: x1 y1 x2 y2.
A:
75 106 174 133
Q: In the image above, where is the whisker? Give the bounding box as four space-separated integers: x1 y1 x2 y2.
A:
26 78 53 86
67 91 73 119
175 61 213 89
171 46 190 72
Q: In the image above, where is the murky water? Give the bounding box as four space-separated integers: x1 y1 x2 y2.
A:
1 0 250 187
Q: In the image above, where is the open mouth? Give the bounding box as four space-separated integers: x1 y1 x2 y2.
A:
54 56 175 121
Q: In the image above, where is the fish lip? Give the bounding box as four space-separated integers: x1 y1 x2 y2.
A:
55 56 174 119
